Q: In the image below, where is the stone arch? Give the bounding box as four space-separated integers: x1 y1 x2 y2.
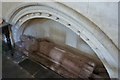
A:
5 2 118 78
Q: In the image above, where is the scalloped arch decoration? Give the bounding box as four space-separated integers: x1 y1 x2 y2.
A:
6 2 118 78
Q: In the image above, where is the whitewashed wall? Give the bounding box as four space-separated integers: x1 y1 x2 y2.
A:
2 2 118 48
61 2 118 47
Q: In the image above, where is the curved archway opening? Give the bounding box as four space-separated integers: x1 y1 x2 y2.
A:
21 18 100 61
6 2 118 78
14 17 110 78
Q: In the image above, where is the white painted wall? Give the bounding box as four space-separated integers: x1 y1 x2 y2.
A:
2 2 118 48
61 2 118 47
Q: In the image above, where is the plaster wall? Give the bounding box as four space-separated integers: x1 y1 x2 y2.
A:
2 2 118 48
60 2 118 47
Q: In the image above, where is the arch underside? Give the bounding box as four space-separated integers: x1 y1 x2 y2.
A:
6 2 118 78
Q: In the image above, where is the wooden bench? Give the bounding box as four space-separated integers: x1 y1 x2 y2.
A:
15 35 96 78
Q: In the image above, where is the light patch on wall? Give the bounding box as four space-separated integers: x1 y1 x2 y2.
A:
23 18 47 38
46 20 66 43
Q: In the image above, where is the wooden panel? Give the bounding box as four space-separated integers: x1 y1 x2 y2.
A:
15 35 96 78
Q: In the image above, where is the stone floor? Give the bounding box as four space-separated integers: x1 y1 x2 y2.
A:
2 43 62 78
2 42 110 79
2 53 62 78
2 55 32 78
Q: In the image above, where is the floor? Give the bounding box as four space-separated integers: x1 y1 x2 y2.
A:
2 42 110 79
2 43 62 78
2 55 62 78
